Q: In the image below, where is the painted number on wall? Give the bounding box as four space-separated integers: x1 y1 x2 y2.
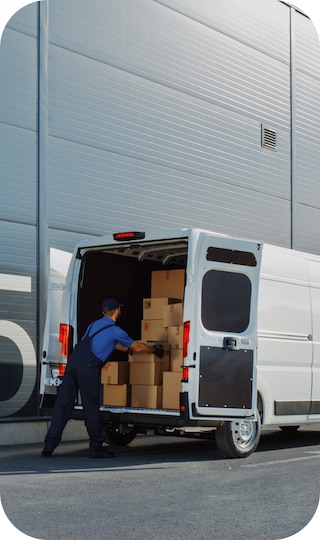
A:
0 274 36 417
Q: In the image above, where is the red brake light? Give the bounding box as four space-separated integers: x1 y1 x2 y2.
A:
183 321 190 358
113 231 145 241
59 364 67 376
182 367 189 382
59 324 71 358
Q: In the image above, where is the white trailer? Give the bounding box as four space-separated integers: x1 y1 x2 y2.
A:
40 228 320 458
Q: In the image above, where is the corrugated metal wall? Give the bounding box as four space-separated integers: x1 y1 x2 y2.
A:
47 0 292 245
1 0 320 418
295 13 320 252
0 4 38 417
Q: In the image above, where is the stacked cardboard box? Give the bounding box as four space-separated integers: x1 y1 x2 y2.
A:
101 362 130 406
146 269 185 410
101 269 185 410
130 347 170 408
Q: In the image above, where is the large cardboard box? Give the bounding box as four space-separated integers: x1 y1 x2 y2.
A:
151 269 185 300
101 362 129 385
143 297 180 320
163 303 183 327
168 325 184 349
103 384 130 406
130 361 167 386
170 348 183 372
141 319 168 342
162 371 182 410
131 385 162 409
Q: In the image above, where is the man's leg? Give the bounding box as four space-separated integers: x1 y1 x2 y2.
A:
76 356 109 452
43 370 77 455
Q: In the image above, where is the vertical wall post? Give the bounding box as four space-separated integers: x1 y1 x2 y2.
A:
37 0 49 389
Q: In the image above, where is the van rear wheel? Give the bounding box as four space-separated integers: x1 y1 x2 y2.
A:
103 424 137 446
215 415 261 458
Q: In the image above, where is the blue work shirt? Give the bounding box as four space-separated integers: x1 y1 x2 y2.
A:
83 317 134 363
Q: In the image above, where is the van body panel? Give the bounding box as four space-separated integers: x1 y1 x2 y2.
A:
257 245 314 425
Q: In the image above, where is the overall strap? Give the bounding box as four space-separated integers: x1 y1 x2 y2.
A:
89 324 114 339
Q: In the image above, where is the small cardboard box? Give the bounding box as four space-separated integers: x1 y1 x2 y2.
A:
130 361 168 386
162 371 182 410
163 303 183 327
168 325 184 349
131 385 162 409
151 269 185 300
101 362 130 385
141 319 168 342
143 297 180 320
103 384 130 406
170 348 183 372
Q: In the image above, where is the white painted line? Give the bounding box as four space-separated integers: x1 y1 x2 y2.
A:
241 453 320 468
0 274 31 293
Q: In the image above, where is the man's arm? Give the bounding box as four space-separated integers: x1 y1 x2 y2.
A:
115 341 154 354
115 341 164 357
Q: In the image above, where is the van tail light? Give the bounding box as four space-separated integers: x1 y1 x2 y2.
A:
182 367 189 382
59 364 67 376
183 321 190 358
59 324 74 362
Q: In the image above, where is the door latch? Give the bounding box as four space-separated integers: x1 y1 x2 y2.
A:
223 337 239 351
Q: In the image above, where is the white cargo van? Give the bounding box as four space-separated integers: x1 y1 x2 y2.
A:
40 228 320 458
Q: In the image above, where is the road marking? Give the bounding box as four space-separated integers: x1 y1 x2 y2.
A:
241 453 320 467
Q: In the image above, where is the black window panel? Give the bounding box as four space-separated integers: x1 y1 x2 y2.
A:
201 270 251 332
206 247 257 267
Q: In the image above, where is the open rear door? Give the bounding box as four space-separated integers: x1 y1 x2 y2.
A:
194 233 262 420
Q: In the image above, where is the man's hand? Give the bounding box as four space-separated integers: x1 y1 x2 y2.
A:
154 344 164 358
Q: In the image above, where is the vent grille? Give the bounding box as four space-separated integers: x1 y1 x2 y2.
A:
261 125 277 151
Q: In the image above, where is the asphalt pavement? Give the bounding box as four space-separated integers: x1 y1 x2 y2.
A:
0 426 320 540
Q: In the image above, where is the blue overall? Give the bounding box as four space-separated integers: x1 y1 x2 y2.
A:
44 319 133 451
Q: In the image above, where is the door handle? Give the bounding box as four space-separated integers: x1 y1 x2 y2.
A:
223 337 239 351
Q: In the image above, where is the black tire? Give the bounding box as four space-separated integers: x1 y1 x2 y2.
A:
103 424 137 446
279 425 300 432
215 414 261 458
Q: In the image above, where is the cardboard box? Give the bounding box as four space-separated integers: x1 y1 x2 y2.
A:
163 303 183 327
130 361 168 386
170 348 183 372
151 269 185 300
101 362 129 385
162 371 182 410
131 385 162 409
141 319 168 342
143 297 180 320
168 325 184 349
103 384 130 406
130 346 170 364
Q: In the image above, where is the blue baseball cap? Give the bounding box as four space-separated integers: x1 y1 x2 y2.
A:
102 298 124 311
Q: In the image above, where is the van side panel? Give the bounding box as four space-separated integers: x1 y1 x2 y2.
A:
257 246 312 425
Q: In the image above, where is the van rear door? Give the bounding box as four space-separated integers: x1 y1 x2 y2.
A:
193 233 262 419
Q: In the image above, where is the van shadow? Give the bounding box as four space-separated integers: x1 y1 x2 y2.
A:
0 428 319 476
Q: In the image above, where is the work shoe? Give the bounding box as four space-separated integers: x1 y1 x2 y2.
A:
89 447 115 458
41 445 54 457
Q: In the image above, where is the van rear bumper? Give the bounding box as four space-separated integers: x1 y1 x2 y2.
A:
71 392 221 429
71 392 192 428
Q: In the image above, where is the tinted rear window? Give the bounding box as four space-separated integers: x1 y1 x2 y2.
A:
201 270 251 332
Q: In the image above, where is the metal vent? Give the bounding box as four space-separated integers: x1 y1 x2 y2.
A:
261 125 277 151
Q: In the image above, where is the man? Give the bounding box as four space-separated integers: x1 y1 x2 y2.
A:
42 298 163 458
